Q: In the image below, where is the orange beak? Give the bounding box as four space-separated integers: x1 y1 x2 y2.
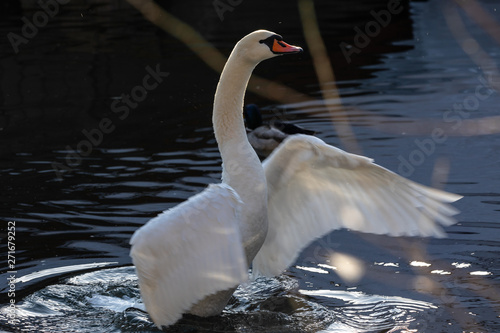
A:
272 39 303 54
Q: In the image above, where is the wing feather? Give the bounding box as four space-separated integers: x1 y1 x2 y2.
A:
130 183 247 328
253 135 462 277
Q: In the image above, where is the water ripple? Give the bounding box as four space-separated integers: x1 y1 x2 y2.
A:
0 267 441 333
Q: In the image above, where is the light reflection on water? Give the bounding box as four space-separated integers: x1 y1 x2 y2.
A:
1 266 438 332
1 0 499 332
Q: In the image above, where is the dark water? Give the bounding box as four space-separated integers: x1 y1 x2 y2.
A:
1 0 499 332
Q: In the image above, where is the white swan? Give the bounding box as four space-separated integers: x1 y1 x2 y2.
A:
130 30 462 329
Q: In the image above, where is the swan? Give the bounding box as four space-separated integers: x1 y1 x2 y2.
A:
244 104 316 157
129 30 462 329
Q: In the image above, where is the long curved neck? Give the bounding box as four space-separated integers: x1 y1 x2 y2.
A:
212 48 268 262
212 48 265 191
213 52 255 148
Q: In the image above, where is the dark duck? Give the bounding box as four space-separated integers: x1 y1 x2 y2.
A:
244 104 316 157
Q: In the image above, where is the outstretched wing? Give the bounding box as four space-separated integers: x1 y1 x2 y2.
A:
253 135 462 277
130 183 247 328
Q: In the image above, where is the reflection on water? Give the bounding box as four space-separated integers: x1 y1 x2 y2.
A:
1 0 500 332
1 266 437 332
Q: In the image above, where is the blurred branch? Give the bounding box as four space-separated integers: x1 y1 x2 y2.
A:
126 0 311 105
371 114 500 136
446 0 500 91
454 0 500 46
298 0 361 154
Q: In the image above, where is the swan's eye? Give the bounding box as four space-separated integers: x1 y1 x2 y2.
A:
259 37 270 45
260 35 286 52
259 34 283 46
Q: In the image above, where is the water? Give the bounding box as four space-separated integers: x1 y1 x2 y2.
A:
1 0 499 332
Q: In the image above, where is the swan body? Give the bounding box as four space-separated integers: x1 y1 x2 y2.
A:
130 30 462 329
244 104 315 157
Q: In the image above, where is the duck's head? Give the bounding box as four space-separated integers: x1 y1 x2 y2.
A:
244 104 263 130
235 30 303 64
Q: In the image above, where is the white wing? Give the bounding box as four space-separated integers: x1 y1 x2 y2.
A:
130 183 248 328
253 135 462 277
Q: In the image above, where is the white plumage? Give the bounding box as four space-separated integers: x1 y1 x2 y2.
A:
253 134 461 277
129 30 462 328
130 184 247 327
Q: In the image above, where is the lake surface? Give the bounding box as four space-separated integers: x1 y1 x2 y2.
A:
1 0 499 332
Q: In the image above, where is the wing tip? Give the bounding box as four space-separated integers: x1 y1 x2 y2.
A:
436 191 463 203
410 183 464 203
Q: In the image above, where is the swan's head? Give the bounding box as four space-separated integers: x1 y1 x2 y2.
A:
235 30 302 64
